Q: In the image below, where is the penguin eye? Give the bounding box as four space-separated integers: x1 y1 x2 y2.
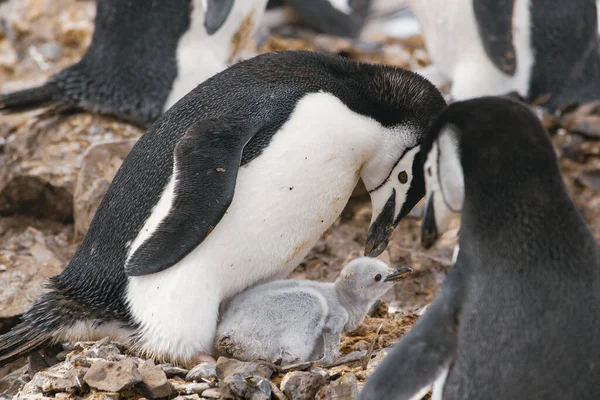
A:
374 274 382 282
398 171 408 184
427 167 432 176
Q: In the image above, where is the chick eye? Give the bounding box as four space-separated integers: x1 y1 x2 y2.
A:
427 167 432 176
398 171 408 184
374 274 382 282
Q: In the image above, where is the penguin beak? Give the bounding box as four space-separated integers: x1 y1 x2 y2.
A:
384 266 413 282
365 191 396 257
364 149 426 257
421 193 439 249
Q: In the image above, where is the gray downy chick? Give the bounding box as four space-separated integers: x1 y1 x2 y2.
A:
215 257 412 366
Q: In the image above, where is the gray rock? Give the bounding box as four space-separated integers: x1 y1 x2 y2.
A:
83 359 142 392
0 226 64 318
186 362 216 382
138 360 172 399
73 139 137 238
316 373 359 399
280 371 328 400
27 365 88 394
0 364 29 399
83 392 121 400
0 115 140 223
160 363 189 378
81 338 124 361
366 348 389 372
216 357 273 380
201 388 221 399
269 380 287 400
173 395 201 400
169 379 210 395
39 42 63 61
576 169 600 191
216 358 274 399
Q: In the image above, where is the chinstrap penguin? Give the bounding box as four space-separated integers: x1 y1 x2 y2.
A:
408 0 600 110
0 51 446 367
0 0 267 127
358 97 600 400
215 258 412 366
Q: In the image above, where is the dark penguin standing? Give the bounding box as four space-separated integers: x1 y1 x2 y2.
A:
359 97 600 400
0 51 446 366
0 0 268 127
408 0 600 109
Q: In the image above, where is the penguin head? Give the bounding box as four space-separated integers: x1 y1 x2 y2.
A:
421 122 465 249
337 257 413 306
419 96 557 249
360 67 447 257
362 142 424 257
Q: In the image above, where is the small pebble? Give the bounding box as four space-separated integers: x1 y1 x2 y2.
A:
160 363 189 378
186 362 216 381
201 388 221 399
169 379 210 395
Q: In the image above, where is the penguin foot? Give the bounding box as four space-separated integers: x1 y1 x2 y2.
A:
190 353 217 365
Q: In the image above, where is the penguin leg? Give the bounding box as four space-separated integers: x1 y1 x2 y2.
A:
314 328 341 366
357 265 465 400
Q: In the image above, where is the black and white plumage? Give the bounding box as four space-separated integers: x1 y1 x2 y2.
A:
408 0 600 109
0 0 267 127
359 97 600 400
216 257 412 365
0 51 446 366
266 0 372 38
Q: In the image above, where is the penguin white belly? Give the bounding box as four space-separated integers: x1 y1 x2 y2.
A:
126 92 382 361
431 367 449 400
165 0 268 111
409 0 534 100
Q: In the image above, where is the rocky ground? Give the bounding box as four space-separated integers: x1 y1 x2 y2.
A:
0 1 599 399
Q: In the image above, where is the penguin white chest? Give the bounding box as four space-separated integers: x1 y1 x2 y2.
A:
125 92 383 360
165 0 268 110
409 0 534 100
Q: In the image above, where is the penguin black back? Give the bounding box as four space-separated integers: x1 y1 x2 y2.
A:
360 97 600 399
527 0 600 107
472 0 600 107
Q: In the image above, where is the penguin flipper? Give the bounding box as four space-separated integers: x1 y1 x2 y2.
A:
358 265 464 400
125 117 260 277
204 0 235 35
472 0 517 75
284 0 371 38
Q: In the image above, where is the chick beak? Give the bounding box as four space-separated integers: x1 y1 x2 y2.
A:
384 266 413 282
365 191 396 257
421 193 439 249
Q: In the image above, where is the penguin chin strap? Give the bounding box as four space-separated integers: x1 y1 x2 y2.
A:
422 125 465 248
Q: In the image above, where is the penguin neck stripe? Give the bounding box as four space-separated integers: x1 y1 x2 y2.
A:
368 144 419 194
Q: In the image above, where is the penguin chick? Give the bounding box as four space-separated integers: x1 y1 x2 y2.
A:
0 50 446 367
0 0 267 127
215 258 412 365
359 97 600 400
408 0 600 110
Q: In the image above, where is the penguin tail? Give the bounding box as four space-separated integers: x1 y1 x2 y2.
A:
0 322 51 367
0 83 60 113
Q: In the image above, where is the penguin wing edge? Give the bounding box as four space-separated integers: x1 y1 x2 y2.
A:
357 266 465 400
472 0 517 76
125 117 260 277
